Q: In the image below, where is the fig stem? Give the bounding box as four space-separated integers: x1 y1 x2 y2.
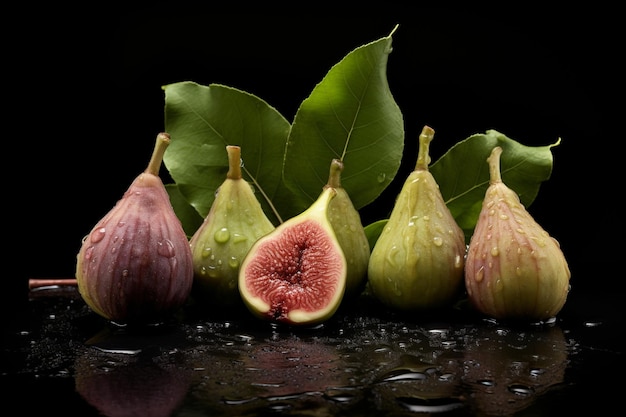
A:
145 132 171 176
326 159 344 189
487 146 503 184
226 145 242 180
415 125 435 171
28 278 77 290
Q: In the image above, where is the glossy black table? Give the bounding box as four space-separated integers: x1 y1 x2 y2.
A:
2 284 623 416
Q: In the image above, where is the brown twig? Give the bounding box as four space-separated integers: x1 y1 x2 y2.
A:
29 278 77 290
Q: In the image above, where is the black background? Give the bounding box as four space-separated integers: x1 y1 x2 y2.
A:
4 6 624 416
9 6 622 312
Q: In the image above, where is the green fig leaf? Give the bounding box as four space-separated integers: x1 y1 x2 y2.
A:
164 183 203 238
282 26 404 218
364 219 388 251
430 129 559 241
162 82 291 226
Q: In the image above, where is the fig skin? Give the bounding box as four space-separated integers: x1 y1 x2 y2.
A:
238 186 347 326
189 145 275 308
464 146 571 321
324 159 370 299
75 133 194 324
367 126 466 311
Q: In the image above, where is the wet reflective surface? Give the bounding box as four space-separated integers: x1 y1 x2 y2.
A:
2 286 624 416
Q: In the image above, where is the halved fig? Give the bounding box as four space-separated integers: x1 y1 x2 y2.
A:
238 187 347 326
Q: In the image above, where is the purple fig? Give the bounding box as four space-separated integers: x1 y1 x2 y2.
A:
464 146 571 321
75 133 194 324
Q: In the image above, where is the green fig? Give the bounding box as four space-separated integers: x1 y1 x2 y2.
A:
238 186 347 326
75 133 194 324
464 146 570 321
367 126 466 311
189 145 275 307
324 159 370 298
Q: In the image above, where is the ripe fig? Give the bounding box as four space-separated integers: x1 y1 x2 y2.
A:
464 146 570 321
75 132 194 324
367 126 466 311
238 186 347 326
189 145 275 308
324 159 370 299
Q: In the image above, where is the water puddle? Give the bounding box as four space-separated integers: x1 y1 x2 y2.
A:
2 286 591 416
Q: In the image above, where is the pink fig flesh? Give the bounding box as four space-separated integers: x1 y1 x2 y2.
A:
238 187 347 326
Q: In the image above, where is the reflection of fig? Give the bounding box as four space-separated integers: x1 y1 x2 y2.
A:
462 324 568 416
243 339 344 397
185 336 349 415
75 351 191 417
189 145 275 307
367 126 466 311
238 186 347 326
324 159 370 298
75 133 194 324
464 146 571 321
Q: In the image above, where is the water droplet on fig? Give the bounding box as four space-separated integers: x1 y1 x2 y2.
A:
157 239 176 258
91 227 106 243
201 247 212 259
214 227 230 243
207 265 219 278
475 266 484 283
233 232 248 243
377 172 386 183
